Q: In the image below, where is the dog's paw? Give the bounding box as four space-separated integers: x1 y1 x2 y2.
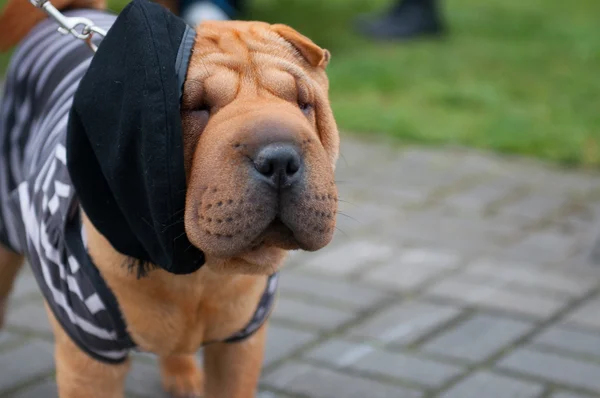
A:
160 355 204 398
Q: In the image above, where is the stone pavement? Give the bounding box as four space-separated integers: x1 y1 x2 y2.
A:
2 136 600 398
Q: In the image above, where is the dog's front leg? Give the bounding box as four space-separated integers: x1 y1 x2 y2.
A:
45 304 130 398
159 354 204 397
203 322 268 398
0 244 24 327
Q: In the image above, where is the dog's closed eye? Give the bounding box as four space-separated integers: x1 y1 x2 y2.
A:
195 103 211 114
181 79 205 111
298 101 312 115
182 108 209 178
187 108 210 127
296 81 314 116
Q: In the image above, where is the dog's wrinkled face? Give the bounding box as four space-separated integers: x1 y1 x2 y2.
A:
182 21 340 274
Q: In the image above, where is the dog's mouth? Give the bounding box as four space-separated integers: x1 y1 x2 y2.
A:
247 216 301 252
232 217 299 269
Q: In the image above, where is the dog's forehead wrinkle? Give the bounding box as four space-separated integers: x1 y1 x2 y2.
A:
258 82 295 104
190 45 316 93
251 53 312 89
245 35 295 60
201 52 243 72
198 22 311 67
215 29 250 59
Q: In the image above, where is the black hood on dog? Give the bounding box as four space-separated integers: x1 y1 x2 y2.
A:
66 0 204 275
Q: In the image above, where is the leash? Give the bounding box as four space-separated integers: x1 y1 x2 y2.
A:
29 0 107 52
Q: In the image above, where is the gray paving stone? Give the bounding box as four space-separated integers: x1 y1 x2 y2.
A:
262 361 422 398
573 233 600 267
10 271 41 302
497 348 600 392
439 371 543 398
299 240 396 276
125 360 168 398
503 231 577 264
257 391 295 398
529 171 599 196
423 314 534 363
0 340 55 392
334 201 403 234
305 339 463 388
336 138 399 173
264 324 318 367
562 297 600 331
446 182 516 213
395 147 462 170
6 301 53 335
9 380 58 398
533 326 600 358
426 275 569 318
551 392 595 398
133 350 161 363
363 185 430 208
272 297 356 331
464 260 598 297
500 195 565 220
0 331 20 347
363 262 445 291
372 167 452 193
345 301 462 345
278 271 388 310
397 249 461 269
362 248 461 291
385 212 521 256
455 152 513 175
554 211 599 240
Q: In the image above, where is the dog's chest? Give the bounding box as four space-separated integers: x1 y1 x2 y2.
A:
109 270 269 355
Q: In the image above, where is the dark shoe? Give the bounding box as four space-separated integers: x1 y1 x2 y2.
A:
356 0 446 41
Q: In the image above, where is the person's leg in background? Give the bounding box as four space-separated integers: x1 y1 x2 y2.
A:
180 0 241 26
356 0 446 41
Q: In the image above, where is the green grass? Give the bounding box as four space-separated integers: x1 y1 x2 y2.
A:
2 0 599 166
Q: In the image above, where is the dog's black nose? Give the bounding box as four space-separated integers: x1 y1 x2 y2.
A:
253 144 303 189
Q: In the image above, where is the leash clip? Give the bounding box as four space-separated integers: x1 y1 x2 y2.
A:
29 0 106 52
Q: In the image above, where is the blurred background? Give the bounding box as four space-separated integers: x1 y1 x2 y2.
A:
1 0 600 397
2 0 600 166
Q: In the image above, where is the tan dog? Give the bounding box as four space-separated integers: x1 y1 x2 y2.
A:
0 0 339 396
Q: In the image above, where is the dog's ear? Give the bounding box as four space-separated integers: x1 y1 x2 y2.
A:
271 24 330 68
0 0 105 52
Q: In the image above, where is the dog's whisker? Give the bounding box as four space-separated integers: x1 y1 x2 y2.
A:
336 211 360 223
171 208 185 216
334 226 349 238
162 209 185 225
173 231 187 241
337 198 358 207
339 152 349 168
162 219 183 232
